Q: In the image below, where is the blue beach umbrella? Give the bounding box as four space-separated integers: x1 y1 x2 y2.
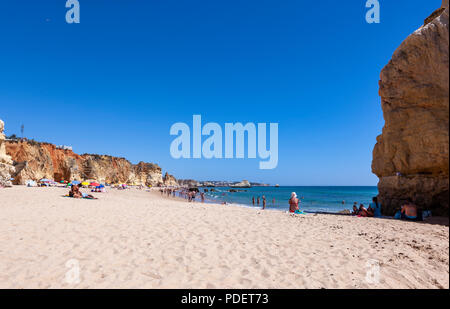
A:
40 179 51 182
72 180 81 185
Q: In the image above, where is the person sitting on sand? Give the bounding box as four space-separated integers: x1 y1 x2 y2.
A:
369 196 382 218
358 204 374 217
401 199 418 220
289 192 300 213
70 184 95 199
352 205 359 216
69 184 82 198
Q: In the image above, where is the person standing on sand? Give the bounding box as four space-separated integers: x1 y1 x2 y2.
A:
252 196 255 205
201 192 205 203
289 192 300 213
262 195 266 210
272 198 275 206
257 197 260 205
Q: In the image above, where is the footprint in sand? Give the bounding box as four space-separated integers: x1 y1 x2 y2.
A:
239 278 252 285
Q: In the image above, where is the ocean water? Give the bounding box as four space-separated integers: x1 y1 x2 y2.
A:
203 186 378 213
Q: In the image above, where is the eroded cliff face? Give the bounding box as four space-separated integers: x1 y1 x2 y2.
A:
6 141 83 184
5 140 172 187
163 172 178 187
133 162 163 187
0 120 14 187
372 1 449 216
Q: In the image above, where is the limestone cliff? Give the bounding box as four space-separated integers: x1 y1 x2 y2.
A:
5 140 174 187
372 1 449 216
178 179 200 188
231 180 251 188
133 162 163 186
0 120 14 187
163 172 178 187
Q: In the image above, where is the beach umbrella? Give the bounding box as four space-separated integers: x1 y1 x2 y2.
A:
81 182 90 186
40 178 51 183
71 180 81 185
90 182 100 187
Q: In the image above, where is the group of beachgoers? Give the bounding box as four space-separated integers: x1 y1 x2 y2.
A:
350 197 382 217
66 183 427 221
251 195 279 210
288 193 427 221
289 193 382 216
160 188 206 203
350 196 426 221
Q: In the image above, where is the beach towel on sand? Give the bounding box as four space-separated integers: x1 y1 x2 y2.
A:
62 195 98 200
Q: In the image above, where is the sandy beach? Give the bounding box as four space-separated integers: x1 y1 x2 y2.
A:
0 186 448 289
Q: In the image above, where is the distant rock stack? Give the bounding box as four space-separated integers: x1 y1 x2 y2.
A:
0 120 14 187
232 180 251 188
372 2 449 216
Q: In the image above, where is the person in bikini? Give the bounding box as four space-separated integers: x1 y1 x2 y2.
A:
70 184 95 199
289 192 300 213
69 184 82 198
358 204 374 217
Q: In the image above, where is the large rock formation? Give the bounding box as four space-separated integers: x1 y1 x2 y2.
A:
372 1 449 216
0 120 14 187
163 172 178 187
6 140 83 184
5 140 173 187
178 179 200 188
133 162 163 186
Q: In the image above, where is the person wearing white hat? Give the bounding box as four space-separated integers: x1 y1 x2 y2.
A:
289 192 300 213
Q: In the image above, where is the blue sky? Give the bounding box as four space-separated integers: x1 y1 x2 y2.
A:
0 0 441 185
